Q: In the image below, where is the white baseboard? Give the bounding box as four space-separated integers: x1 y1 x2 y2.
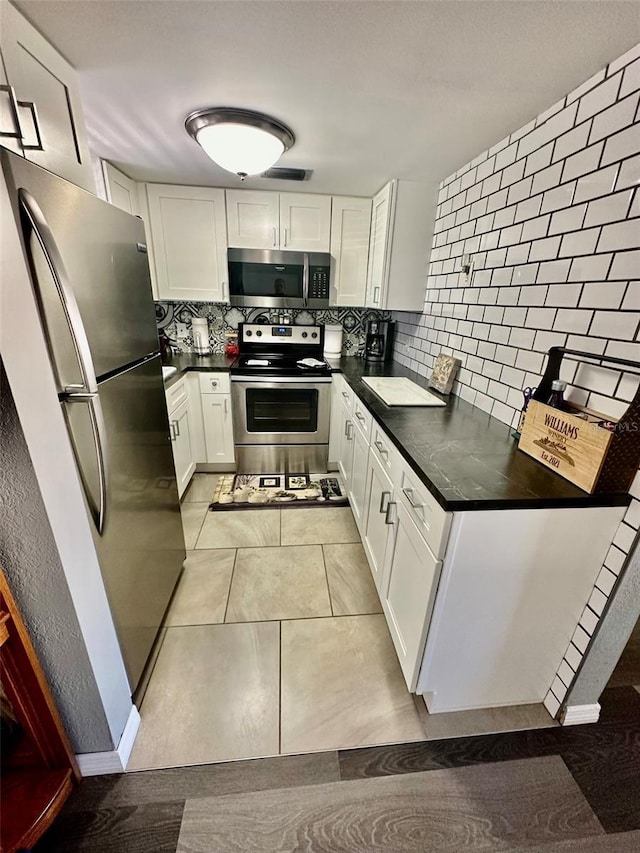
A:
75 705 141 776
560 703 601 726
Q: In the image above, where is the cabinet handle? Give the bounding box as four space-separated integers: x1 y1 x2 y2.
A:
173 418 181 438
374 439 388 456
341 391 350 399
344 419 350 436
210 380 218 389
224 397 229 414
403 487 424 510
0 84 23 140
355 411 365 422
169 422 176 442
385 501 397 525
373 285 380 305
379 490 391 514
16 99 44 151
272 227 277 247
346 421 354 440
221 281 227 301
283 227 288 248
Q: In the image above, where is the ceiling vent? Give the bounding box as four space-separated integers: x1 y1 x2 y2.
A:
261 167 312 181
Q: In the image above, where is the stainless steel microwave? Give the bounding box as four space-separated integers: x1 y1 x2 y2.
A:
228 248 331 309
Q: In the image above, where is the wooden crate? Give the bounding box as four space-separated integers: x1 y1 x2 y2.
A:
519 400 640 493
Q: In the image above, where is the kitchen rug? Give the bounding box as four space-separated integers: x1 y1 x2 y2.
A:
209 473 348 511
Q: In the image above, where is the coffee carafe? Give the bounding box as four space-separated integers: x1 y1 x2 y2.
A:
364 319 395 363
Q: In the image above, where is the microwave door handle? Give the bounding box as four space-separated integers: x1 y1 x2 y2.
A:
19 189 109 534
303 253 309 307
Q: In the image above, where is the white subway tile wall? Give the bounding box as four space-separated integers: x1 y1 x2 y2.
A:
392 44 640 721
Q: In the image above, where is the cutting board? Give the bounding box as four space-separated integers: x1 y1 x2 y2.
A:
362 377 446 407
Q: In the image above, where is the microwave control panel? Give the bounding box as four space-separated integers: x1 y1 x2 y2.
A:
310 266 330 299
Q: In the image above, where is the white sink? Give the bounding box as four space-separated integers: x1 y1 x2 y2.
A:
362 376 446 407
162 365 177 381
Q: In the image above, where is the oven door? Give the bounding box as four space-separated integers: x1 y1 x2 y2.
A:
231 377 332 445
228 248 307 309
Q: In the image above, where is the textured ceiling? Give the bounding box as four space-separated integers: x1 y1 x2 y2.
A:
15 0 640 196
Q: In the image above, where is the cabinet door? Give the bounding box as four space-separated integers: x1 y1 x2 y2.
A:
226 190 279 249
349 423 370 535
169 397 196 498
362 451 394 594
338 406 354 486
147 184 228 302
279 193 331 252
202 394 235 465
330 197 371 306
102 162 139 215
328 381 343 469
382 500 442 691
365 182 393 308
0 3 94 191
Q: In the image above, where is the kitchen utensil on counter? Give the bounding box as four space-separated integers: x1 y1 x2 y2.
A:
192 317 210 355
323 324 343 357
364 319 395 363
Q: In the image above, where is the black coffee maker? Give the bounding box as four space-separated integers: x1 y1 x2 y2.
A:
365 319 395 363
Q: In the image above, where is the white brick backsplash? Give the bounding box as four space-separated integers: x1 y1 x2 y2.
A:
549 203 587 235
590 310 640 340
597 219 640 252
574 164 620 203
584 188 634 226
544 692 561 718
550 675 568 701
392 48 639 715
616 152 640 190
559 227 601 257
602 122 640 165
609 250 640 279
554 308 593 334
569 253 613 281
580 280 626 309
590 91 640 143
620 57 640 98
576 72 622 123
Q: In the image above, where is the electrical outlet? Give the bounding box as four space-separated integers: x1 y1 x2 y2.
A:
176 322 188 339
461 254 474 284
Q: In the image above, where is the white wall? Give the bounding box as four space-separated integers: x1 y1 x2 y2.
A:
392 42 640 718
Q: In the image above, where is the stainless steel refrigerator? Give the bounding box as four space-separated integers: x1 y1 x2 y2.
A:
2 150 185 697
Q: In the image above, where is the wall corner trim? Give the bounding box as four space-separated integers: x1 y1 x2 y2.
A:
75 704 141 777
560 702 601 726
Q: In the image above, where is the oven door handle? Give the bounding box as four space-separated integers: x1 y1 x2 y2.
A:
231 375 332 384
303 253 310 308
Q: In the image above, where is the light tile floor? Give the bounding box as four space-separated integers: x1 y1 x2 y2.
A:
131 474 554 771
130 474 425 770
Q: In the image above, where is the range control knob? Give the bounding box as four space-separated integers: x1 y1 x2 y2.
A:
302 332 308 339
256 330 262 337
245 330 252 336
311 332 318 338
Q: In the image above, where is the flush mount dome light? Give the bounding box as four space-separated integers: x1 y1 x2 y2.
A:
185 107 295 179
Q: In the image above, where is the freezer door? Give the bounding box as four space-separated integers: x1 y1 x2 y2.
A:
2 149 159 381
89 355 185 692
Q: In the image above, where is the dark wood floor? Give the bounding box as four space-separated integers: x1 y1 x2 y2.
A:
607 616 640 688
35 686 640 852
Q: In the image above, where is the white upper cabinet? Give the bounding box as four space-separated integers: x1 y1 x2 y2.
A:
330 196 371 306
102 162 139 215
279 193 331 251
0 3 94 192
365 179 434 312
226 190 331 251
146 184 228 303
225 190 280 249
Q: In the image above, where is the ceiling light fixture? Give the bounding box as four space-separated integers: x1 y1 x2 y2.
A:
185 107 295 180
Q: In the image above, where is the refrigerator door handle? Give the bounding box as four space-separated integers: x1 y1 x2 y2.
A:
18 188 99 396
19 189 110 534
62 391 110 535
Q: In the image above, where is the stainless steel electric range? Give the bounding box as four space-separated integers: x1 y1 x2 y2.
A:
230 323 332 473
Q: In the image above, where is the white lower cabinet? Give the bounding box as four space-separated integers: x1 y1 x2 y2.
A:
348 422 370 535
201 392 235 466
382 500 442 691
166 389 196 499
337 403 354 485
362 449 394 594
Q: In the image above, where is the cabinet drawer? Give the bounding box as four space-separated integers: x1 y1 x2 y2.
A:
165 376 188 414
334 374 353 411
352 396 372 440
198 372 231 395
370 423 401 481
398 464 451 559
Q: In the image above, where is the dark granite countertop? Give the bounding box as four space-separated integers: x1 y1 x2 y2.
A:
163 350 630 512
333 357 631 513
